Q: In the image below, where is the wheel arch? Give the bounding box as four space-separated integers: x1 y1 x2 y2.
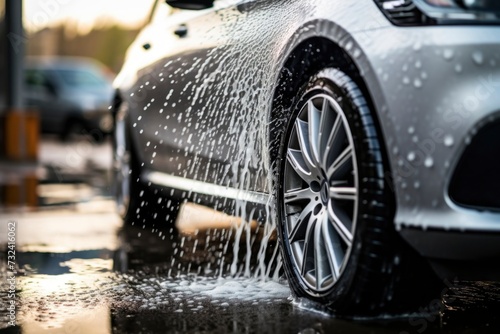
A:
111 89 125 121
269 28 395 197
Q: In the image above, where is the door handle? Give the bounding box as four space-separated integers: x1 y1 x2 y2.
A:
174 24 188 38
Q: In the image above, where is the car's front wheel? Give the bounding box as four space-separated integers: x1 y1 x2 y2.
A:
277 68 440 316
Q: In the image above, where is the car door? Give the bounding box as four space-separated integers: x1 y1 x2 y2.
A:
128 0 270 195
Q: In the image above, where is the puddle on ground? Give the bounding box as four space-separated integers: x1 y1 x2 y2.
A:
2 203 500 333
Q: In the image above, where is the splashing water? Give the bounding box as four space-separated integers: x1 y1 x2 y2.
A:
122 2 322 282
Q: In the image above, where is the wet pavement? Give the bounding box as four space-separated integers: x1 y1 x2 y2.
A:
1 138 500 333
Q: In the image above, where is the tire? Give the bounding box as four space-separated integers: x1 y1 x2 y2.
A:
60 118 85 142
89 128 106 143
276 68 441 316
61 117 106 143
113 111 179 228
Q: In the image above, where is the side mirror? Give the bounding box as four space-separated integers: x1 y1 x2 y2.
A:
166 0 214 10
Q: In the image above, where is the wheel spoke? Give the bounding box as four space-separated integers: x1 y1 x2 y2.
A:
327 203 353 247
330 186 357 201
314 216 328 289
284 187 316 204
288 201 316 243
326 146 353 180
287 149 313 183
301 218 317 276
295 118 317 171
308 100 322 167
322 114 345 168
321 216 343 280
319 98 338 160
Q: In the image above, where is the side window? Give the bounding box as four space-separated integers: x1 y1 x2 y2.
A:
25 70 46 88
25 69 57 95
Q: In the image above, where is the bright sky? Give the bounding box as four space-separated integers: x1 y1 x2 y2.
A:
24 0 156 33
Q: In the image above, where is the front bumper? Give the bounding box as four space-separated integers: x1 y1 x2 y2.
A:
401 227 500 280
354 25 500 236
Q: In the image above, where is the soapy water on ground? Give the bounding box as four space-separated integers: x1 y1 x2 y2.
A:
8 259 290 332
0 214 292 332
118 276 291 312
15 269 290 330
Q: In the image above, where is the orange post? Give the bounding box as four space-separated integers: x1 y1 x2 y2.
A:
1 110 39 207
4 110 39 161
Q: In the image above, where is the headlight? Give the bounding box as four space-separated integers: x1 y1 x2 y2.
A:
375 0 500 25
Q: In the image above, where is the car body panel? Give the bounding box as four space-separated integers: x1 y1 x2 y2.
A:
115 0 500 264
354 26 500 233
116 0 390 193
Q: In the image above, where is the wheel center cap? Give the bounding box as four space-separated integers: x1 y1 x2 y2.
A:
320 182 329 204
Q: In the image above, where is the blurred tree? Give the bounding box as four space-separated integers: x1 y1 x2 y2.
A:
96 25 134 73
26 24 140 74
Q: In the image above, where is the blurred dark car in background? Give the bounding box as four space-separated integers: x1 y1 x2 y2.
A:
25 57 114 141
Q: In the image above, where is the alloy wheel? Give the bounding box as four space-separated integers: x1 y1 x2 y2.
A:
283 93 358 294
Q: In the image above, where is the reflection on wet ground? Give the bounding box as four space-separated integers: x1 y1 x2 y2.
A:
1 138 500 333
